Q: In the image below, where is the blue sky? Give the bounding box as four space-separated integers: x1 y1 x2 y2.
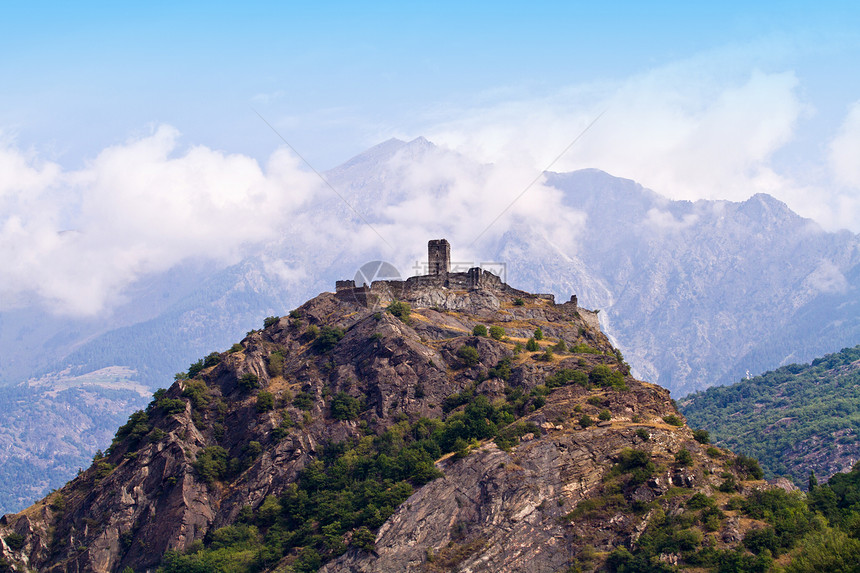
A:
3 1 858 168
3 1 860 314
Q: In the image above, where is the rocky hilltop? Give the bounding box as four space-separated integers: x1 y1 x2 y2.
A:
0 242 786 573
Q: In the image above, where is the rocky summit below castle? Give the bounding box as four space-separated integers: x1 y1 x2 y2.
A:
0 241 788 573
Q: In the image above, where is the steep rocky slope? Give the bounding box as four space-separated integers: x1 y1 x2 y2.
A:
0 262 786 573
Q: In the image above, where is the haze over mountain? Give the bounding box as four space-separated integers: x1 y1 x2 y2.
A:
2 136 860 514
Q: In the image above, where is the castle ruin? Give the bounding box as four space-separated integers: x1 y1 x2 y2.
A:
428 239 450 275
333 240 594 325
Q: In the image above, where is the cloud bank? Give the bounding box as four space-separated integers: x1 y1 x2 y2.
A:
0 126 320 315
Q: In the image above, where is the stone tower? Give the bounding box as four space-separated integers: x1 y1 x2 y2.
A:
428 239 450 275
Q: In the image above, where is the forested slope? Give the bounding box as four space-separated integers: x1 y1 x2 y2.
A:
680 345 860 486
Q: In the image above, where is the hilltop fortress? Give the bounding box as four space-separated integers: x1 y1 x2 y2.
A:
335 239 600 331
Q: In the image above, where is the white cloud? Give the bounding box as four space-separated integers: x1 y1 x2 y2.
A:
426 63 807 208
829 100 860 188
0 126 321 315
643 208 699 233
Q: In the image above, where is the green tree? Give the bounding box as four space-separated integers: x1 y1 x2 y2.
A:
525 337 539 352
533 327 543 340
489 325 505 340
472 325 487 337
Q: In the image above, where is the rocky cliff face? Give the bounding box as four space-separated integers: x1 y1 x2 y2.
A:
0 273 779 573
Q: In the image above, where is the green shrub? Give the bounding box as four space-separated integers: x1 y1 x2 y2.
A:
457 345 480 367
158 398 185 414
692 429 710 444
386 301 411 323
612 448 656 485
228 343 244 353
733 454 764 480
533 328 543 340
663 414 684 426
571 343 600 354
293 392 315 411
513 298 525 306
472 325 487 336
536 349 554 362
598 409 611 421
352 526 376 552
112 410 152 452
256 391 275 413
487 357 512 380
267 350 285 377
313 326 345 352
4 532 25 551
783 527 860 573
546 368 588 388
719 475 739 493
194 446 230 484
706 446 722 458
263 316 280 328
203 351 222 368
148 428 166 443
489 325 505 340
182 379 210 409
305 325 319 339
552 340 567 353
187 358 205 379
330 392 361 421
238 373 260 391
495 421 541 450
589 365 627 390
525 338 539 352
635 428 650 441
687 493 714 509
675 448 693 466
580 415 594 428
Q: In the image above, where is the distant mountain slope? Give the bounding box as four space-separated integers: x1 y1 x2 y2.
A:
498 169 860 396
0 369 148 513
679 345 860 486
